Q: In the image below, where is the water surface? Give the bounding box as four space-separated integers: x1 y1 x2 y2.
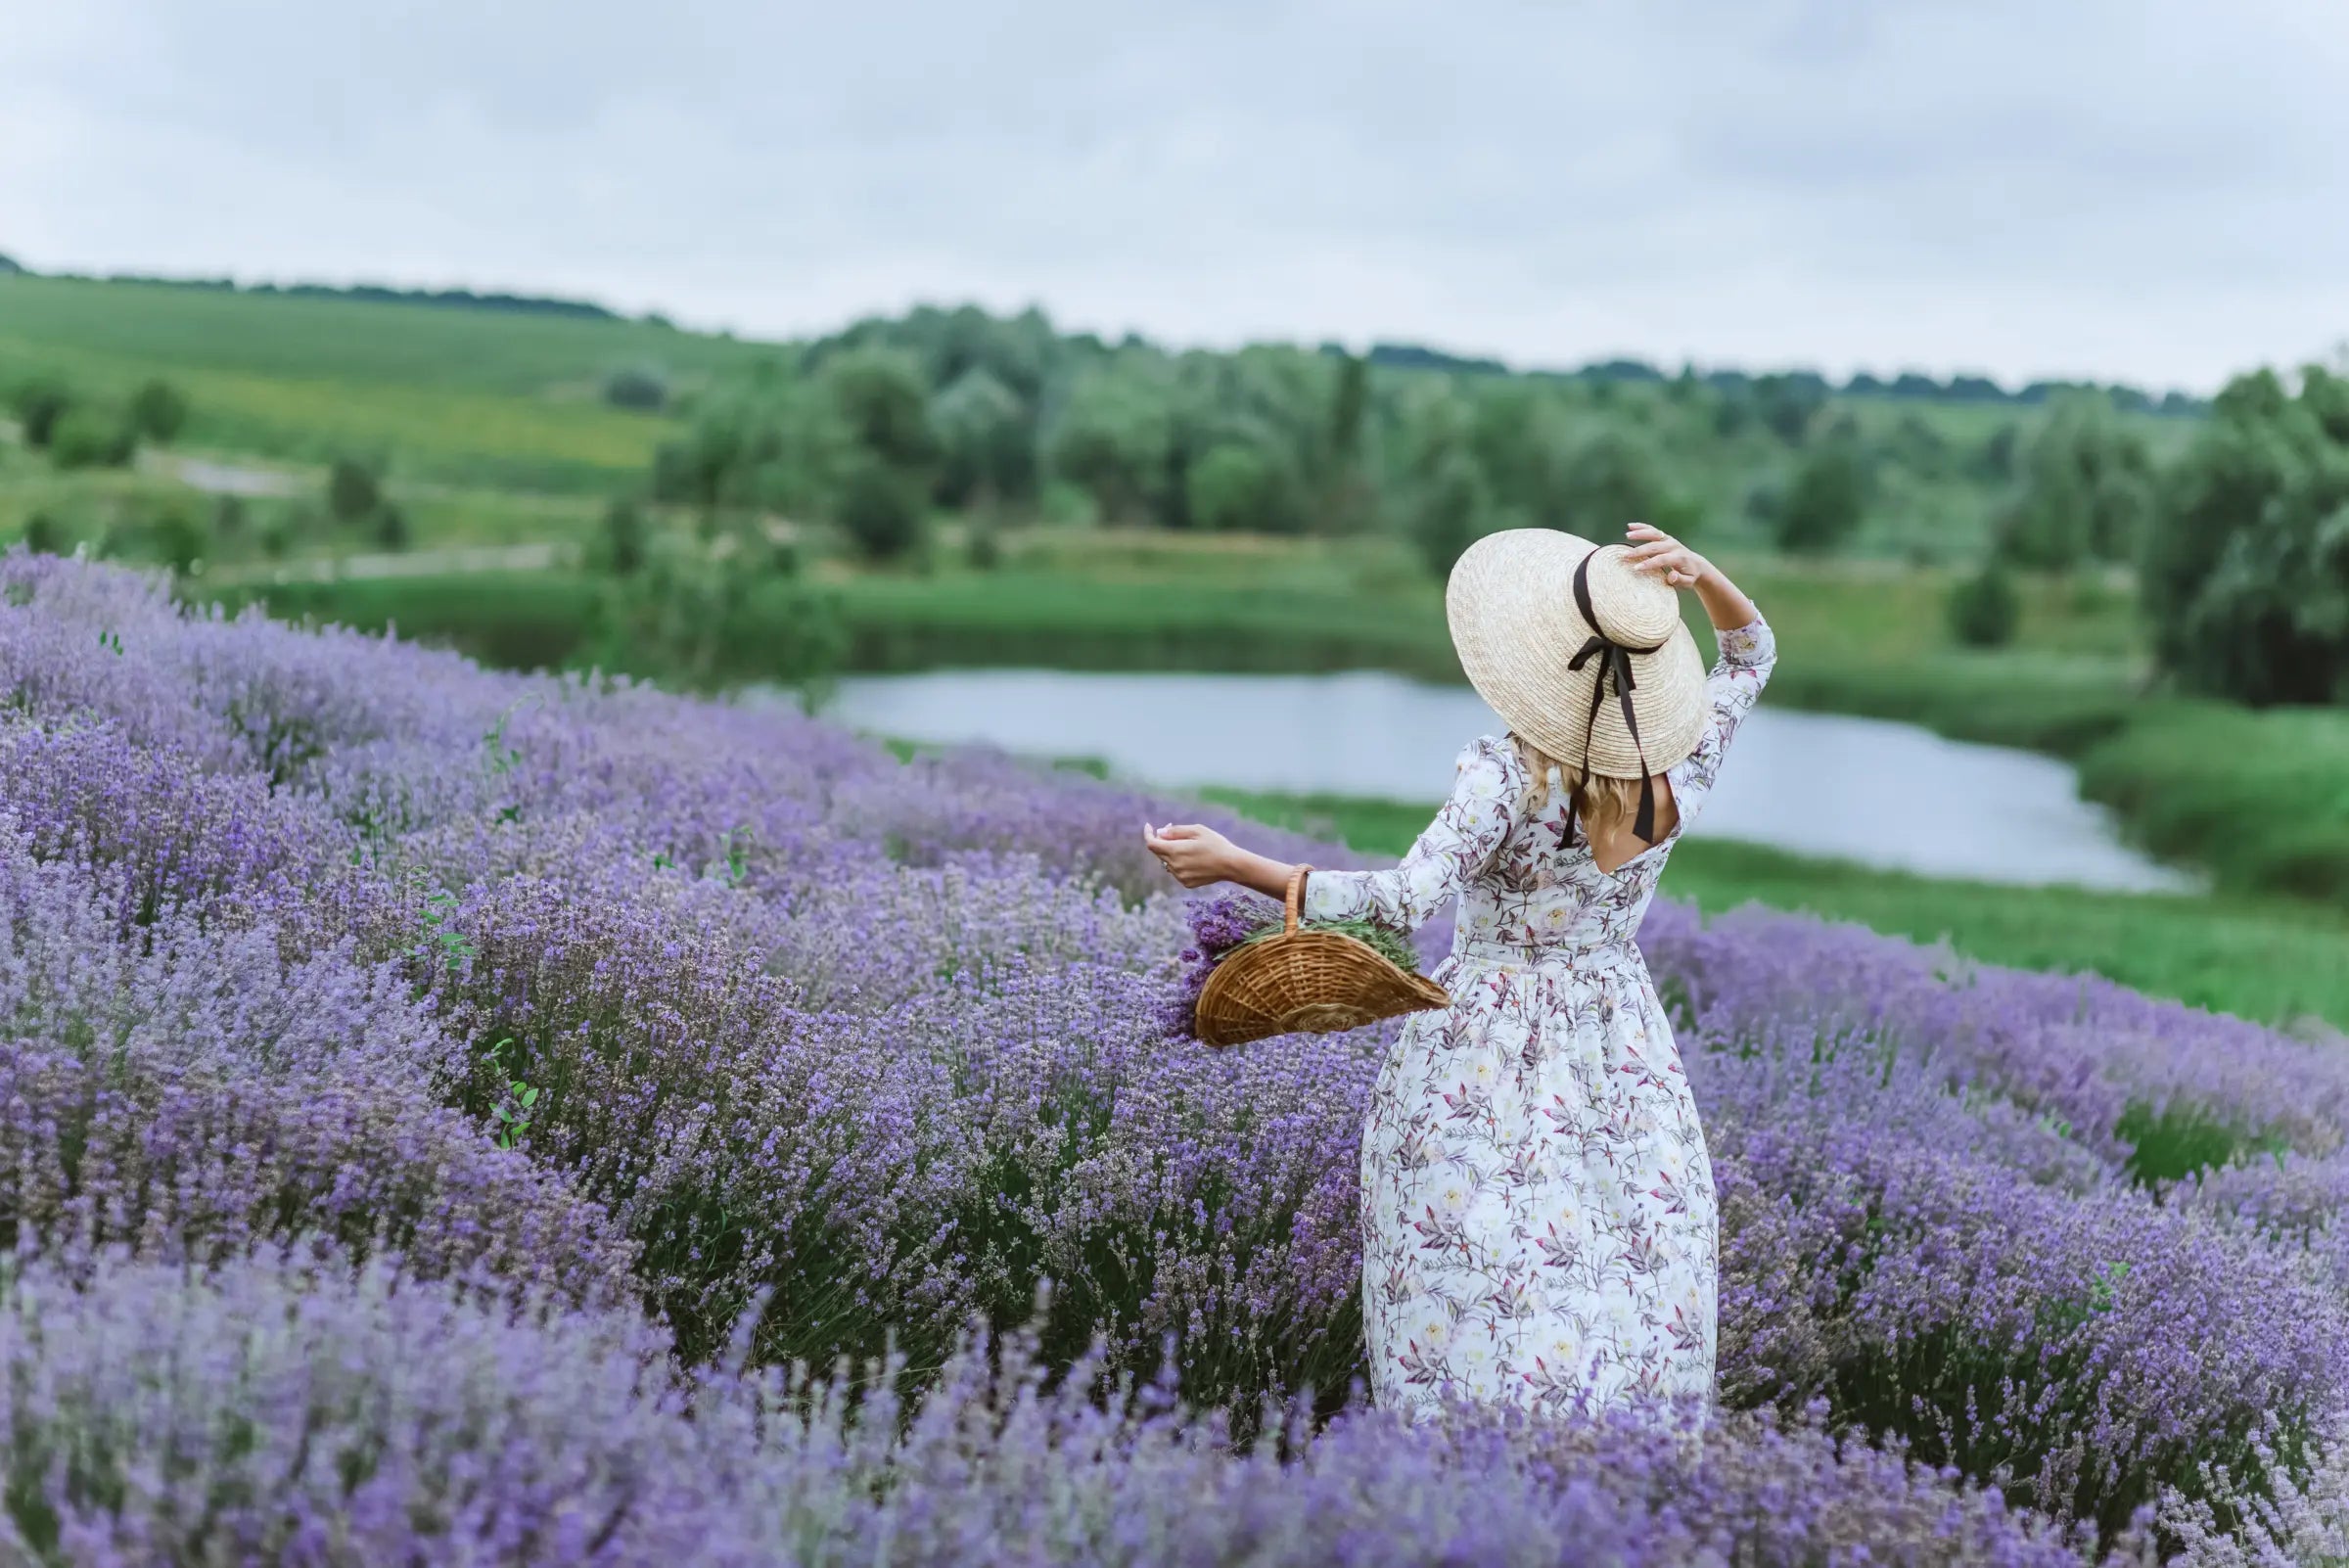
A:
819 668 2195 894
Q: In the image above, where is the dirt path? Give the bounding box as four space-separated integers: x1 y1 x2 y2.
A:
209 539 577 587
152 454 304 497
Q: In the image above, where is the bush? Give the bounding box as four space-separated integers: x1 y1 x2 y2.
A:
1186 441 1305 534
1997 394 2155 572
1773 443 1866 554
128 379 189 443
21 512 65 555
151 510 209 575
1408 447 1491 578
1556 428 1677 536
1753 373 1828 444
373 503 409 551
327 458 382 524
211 494 247 539
933 367 1034 507
11 380 71 448
834 459 925 561
603 363 669 412
822 348 938 471
1948 561 2020 647
966 517 1003 571
48 406 136 470
598 499 650 575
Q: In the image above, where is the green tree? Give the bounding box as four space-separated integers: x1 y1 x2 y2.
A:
49 406 136 470
129 379 189 443
965 515 1003 571
328 458 383 523
603 364 668 412
931 367 1033 506
1948 560 2020 647
151 509 208 574
1330 351 1368 464
652 382 844 524
1998 394 2156 571
1773 442 1867 554
2142 365 2349 705
1972 422 2022 483
1753 374 1828 445
1186 441 1305 534
1555 429 1676 534
585 541 844 698
822 348 937 471
1408 447 1492 577
374 503 410 551
597 499 650 575
834 458 925 561
21 512 65 555
1320 351 1374 531
1466 384 1562 517
1047 373 1174 525
12 380 71 448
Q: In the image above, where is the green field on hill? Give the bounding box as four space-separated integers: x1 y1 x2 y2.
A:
0 275 774 491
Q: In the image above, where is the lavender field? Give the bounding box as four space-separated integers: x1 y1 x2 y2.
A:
0 552 2344 1564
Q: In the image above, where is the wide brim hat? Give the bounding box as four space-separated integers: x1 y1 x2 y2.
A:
1446 529 1707 782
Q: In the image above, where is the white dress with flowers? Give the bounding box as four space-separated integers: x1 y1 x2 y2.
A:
1303 619 1775 1420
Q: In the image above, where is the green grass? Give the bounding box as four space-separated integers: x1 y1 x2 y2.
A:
0 457 604 568
213 571 608 672
1199 785 2349 1032
214 569 837 693
0 276 776 491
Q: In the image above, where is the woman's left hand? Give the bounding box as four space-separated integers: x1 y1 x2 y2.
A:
1622 523 1715 590
1143 822 1236 888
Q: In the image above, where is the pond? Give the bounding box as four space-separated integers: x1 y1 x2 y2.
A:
817 668 2196 894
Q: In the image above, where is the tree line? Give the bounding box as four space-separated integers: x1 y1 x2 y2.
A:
638 303 2341 708
644 303 2170 574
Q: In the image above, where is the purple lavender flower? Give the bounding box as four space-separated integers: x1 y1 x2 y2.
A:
0 553 2340 1555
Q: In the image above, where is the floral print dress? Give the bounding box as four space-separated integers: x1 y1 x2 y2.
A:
1303 618 1775 1420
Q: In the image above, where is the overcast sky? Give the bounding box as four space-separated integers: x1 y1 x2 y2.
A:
3 1 2343 391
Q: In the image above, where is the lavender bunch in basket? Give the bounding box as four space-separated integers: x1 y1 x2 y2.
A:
1156 887 1419 1041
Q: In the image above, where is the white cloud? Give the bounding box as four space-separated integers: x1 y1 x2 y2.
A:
2 0 2344 388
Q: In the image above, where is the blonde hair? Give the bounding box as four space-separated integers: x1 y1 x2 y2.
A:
1512 735 1650 842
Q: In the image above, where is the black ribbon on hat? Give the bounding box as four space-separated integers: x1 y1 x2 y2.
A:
1565 551 1665 845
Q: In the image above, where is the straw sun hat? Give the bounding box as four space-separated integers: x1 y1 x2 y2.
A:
1446 529 1706 841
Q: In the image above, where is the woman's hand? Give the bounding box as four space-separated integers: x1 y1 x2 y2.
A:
1143 822 1238 888
1622 523 1714 589
1622 522 1760 634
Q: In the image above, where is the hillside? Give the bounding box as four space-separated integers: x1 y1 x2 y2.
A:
0 273 776 491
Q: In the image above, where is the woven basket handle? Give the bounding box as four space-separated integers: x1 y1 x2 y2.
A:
1283 864 1313 936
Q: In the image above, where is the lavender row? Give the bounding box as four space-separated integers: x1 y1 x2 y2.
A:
2 554 2345 1549
0 1246 2145 1567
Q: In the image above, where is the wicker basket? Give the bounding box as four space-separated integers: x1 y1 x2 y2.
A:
1193 866 1451 1049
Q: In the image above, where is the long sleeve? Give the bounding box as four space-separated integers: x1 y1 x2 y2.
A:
1668 616 1776 828
1302 737 1518 933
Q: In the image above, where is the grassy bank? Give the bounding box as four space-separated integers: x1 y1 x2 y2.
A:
1202 785 2349 1033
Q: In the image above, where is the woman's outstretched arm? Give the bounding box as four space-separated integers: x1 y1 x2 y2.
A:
1144 739 1518 933
1141 822 1299 898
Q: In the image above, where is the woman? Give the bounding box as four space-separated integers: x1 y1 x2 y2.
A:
1144 522 1773 1420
